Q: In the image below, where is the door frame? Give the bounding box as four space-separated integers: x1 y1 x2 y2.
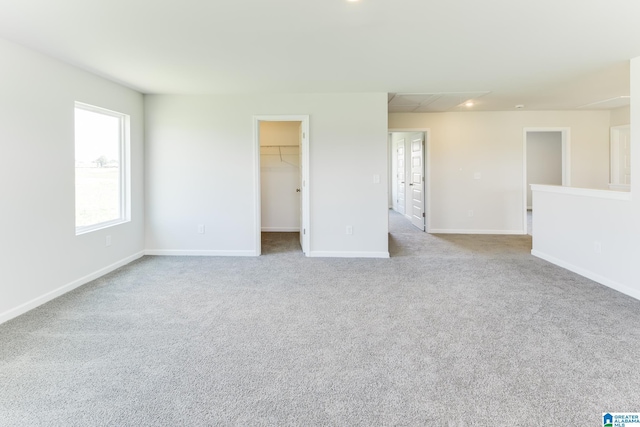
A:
390 134 407 215
522 127 571 234
253 115 310 255
388 133 394 209
388 128 431 232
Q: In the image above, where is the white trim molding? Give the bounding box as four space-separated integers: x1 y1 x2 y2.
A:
144 250 256 257
429 229 523 235
308 251 390 258
0 251 145 325
261 227 300 232
74 102 132 236
254 115 310 256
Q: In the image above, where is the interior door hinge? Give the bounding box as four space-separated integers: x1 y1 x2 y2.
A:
423 212 425 217
304 229 306 235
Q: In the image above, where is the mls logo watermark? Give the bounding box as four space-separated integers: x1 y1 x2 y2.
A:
603 413 640 427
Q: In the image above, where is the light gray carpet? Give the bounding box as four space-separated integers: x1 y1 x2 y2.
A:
1 210 639 426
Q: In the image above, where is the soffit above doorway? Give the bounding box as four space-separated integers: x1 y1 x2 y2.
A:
577 96 631 110
388 92 491 113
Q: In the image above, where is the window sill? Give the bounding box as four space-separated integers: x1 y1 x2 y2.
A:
76 218 130 236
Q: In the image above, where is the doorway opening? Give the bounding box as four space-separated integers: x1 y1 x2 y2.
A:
388 130 429 232
254 116 310 256
610 125 631 191
523 128 570 235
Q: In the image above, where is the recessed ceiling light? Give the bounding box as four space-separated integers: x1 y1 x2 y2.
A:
465 101 474 107
515 104 525 109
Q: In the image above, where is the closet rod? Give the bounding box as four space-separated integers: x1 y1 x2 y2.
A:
260 146 298 167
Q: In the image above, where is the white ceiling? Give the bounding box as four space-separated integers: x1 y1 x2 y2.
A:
0 0 639 111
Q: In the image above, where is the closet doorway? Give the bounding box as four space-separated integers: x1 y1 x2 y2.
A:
254 116 310 256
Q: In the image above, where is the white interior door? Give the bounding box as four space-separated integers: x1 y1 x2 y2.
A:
299 123 304 249
298 118 309 255
611 126 631 185
409 133 425 231
396 140 406 215
623 129 631 184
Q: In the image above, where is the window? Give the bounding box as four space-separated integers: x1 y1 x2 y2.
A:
74 102 130 234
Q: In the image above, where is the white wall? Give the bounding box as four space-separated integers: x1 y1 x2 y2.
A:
145 93 389 257
526 132 562 208
531 188 637 298
610 106 630 127
0 38 145 323
389 110 610 233
531 56 640 300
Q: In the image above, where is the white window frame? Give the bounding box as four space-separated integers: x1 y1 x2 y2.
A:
74 102 131 235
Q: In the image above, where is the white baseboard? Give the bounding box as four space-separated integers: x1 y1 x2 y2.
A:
308 251 390 258
0 251 145 325
429 229 524 235
261 227 300 232
145 249 256 257
531 249 640 301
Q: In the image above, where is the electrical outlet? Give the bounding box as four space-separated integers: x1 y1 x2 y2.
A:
474 172 482 180
105 235 112 247
198 224 205 234
468 210 474 217
373 174 380 184
346 225 353 235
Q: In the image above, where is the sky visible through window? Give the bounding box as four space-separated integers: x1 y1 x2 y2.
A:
74 108 120 164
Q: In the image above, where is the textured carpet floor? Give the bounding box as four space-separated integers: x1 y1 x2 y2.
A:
1 211 639 426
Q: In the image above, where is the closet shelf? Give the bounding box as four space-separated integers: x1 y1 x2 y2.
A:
260 146 299 168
